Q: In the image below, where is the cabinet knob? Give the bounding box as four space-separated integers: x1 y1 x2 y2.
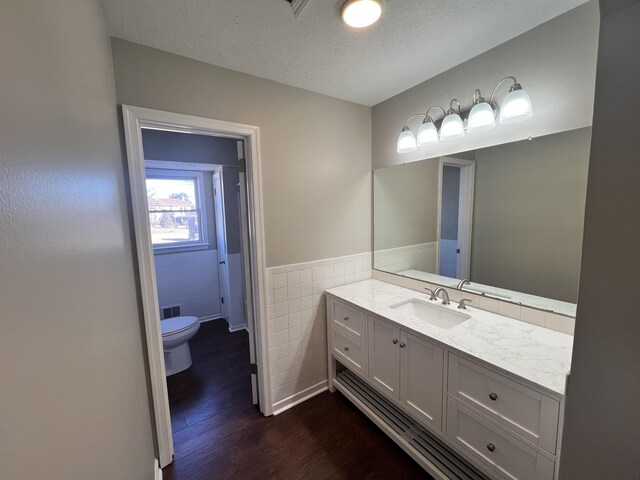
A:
392 338 399 344
400 342 406 348
343 316 349 321
487 443 496 453
344 346 349 352
489 392 498 401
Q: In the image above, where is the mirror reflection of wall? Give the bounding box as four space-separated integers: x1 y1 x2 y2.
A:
373 126 591 312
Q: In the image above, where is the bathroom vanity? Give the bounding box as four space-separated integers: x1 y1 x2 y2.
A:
326 279 572 480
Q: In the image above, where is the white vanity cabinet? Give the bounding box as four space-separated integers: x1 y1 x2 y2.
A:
326 285 566 480
367 316 444 431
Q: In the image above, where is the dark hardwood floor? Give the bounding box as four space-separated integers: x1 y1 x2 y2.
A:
163 319 431 480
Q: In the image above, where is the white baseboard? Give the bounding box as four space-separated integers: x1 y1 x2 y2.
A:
228 323 247 332
154 458 162 480
199 314 222 323
272 380 328 415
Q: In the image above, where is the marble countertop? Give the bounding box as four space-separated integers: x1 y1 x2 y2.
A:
326 279 573 396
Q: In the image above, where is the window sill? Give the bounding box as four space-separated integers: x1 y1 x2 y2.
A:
153 243 211 255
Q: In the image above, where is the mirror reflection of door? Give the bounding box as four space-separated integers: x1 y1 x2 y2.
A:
438 158 475 280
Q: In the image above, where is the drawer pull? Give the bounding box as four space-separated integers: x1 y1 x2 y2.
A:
344 346 349 352
392 338 399 344
343 316 349 321
400 342 406 348
489 392 498 401
487 443 496 452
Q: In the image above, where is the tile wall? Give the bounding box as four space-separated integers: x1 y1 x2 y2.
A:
372 242 438 274
266 253 372 406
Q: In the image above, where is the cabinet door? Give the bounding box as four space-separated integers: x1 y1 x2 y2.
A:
400 331 444 431
368 316 400 399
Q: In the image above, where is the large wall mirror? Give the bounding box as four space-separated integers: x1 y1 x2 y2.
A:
373 126 592 317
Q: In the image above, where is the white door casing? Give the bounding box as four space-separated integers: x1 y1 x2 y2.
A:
121 105 272 468
238 141 259 406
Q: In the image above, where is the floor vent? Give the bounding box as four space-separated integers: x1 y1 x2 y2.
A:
286 0 311 17
336 369 490 480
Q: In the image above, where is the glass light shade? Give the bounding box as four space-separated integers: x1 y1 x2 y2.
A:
397 128 417 153
342 0 383 28
440 113 465 141
417 121 439 146
499 88 533 124
467 102 496 133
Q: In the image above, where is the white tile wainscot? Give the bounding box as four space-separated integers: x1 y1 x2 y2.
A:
326 279 573 480
266 252 371 413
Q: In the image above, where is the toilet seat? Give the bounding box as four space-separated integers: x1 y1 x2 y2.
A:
161 316 199 337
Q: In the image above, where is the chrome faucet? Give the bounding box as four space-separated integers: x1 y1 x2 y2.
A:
424 287 437 301
434 287 450 305
457 279 470 290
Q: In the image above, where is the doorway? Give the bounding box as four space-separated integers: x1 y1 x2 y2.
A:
122 106 272 468
437 157 475 279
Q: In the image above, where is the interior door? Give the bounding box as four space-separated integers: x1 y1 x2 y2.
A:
213 171 231 321
237 141 259 406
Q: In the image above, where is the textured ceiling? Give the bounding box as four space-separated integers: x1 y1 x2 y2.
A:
101 0 589 106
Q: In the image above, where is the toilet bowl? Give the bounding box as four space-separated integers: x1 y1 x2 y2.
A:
161 316 200 376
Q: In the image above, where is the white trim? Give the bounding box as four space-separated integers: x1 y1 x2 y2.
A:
145 160 220 171
122 105 272 469
228 323 248 332
198 314 222 323
272 381 329 415
154 459 162 480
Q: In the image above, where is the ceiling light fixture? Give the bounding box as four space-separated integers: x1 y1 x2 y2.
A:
396 76 532 153
342 0 383 29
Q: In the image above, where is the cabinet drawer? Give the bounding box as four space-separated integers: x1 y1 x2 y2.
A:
447 398 555 480
448 354 559 454
332 328 366 375
332 299 366 341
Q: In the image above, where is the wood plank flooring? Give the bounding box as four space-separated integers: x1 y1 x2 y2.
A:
163 319 431 480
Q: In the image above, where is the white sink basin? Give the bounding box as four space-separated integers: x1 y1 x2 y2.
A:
389 298 470 329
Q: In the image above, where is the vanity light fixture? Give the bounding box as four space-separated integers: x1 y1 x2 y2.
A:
396 76 533 153
342 0 383 28
397 126 418 153
468 89 496 133
440 99 465 141
417 106 446 146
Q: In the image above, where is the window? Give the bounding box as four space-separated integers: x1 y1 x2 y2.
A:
146 169 208 250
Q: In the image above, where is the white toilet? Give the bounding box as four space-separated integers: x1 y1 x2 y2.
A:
161 316 200 376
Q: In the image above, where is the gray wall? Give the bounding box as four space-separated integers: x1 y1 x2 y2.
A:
372 0 599 169
142 128 237 166
373 159 439 250
0 1 155 479
560 1 640 478
112 39 372 267
471 127 591 302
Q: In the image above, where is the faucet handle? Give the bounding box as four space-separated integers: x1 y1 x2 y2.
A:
458 298 473 310
424 288 437 301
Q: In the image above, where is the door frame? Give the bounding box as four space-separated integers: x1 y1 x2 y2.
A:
436 157 475 279
122 105 272 468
